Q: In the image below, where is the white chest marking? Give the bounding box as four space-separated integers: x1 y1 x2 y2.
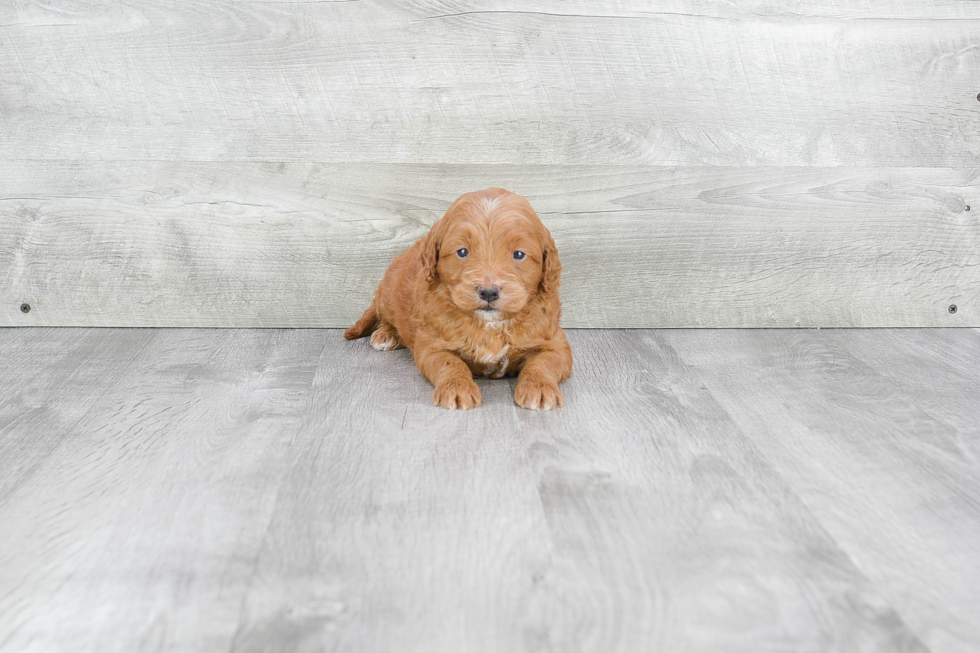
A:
478 344 510 378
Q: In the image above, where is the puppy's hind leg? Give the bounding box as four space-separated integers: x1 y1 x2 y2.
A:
344 306 378 340
370 323 404 351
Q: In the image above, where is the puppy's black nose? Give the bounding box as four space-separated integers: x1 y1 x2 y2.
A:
478 286 500 303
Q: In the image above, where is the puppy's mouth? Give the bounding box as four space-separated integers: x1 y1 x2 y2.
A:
475 306 503 320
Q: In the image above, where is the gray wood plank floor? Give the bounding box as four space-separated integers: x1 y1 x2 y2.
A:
0 328 977 653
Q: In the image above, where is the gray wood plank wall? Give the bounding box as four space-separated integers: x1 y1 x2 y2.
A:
2 1 978 327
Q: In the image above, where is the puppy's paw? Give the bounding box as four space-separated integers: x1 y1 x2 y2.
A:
514 379 564 410
433 378 482 410
370 324 403 351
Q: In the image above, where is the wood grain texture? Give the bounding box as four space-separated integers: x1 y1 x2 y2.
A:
505 330 927 652
233 328 927 653
0 328 324 653
3 0 979 328
2 162 977 328
1 0 979 166
0 327 152 499
663 328 980 653
5 328 975 651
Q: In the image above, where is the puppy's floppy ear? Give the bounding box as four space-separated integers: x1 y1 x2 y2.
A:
420 217 446 284
540 229 562 295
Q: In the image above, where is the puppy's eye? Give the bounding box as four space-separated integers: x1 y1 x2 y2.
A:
513 251 526 260
456 248 468 258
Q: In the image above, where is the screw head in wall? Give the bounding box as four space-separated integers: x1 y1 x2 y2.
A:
966 205 971 211
20 303 31 314
948 304 958 314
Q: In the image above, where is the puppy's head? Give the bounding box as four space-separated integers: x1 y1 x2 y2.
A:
421 188 560 322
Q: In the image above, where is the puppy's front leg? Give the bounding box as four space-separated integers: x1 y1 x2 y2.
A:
415 345 481 410
515 332 573 410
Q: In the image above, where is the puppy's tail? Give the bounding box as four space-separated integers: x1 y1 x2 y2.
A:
344 305 378 340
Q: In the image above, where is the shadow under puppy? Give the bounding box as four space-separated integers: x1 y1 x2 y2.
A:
345 188 573 410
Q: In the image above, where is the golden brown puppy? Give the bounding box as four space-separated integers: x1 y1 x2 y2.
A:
344 188 572 410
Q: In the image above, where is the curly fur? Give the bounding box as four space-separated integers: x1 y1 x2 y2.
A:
344 188 573 410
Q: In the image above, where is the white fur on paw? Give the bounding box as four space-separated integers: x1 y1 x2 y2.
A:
371 338 397 351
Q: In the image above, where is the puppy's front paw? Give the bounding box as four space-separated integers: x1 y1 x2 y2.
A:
515 379 564 410
433 378 482 410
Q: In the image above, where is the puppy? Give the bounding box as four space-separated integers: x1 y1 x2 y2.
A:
344 188 572 410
